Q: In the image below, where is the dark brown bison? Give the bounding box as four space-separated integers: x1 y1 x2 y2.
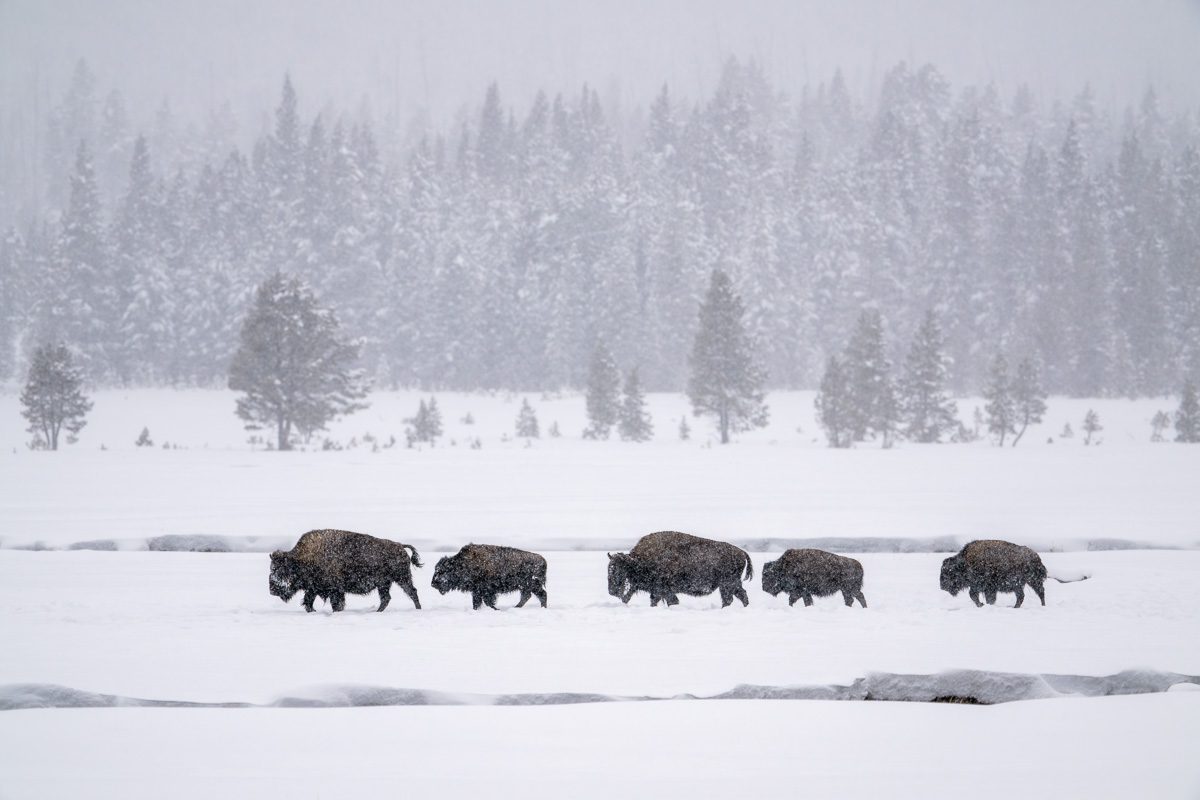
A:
608 531 753 607
940 539 1046 608
269 529 422 612
762 549 867 608
431 543 548 610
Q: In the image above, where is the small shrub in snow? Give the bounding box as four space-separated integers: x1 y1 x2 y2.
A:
461 412 475 425
135 427 153 447
1060 422 1074 439
548 421 561 438
678 416 691 441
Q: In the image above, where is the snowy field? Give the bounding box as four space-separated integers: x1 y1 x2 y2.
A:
0 389 1197 551
1 389 1198 797
1 549 1199 798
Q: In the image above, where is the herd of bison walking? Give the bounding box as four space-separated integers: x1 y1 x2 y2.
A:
269 530 1073 613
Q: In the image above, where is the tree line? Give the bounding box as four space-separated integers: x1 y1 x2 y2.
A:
2 58 1199 398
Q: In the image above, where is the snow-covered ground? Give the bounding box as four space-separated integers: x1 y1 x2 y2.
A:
1 389 1196 550
1 389 1197 797
1 549 1198 798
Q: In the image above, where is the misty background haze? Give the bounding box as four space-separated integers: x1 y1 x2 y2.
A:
1 0 1199 399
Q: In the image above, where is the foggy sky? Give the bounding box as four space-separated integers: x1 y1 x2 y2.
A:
2 0 1199 132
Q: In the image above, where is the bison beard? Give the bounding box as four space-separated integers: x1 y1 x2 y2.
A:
269 529 423 612
431 544 548 610
940 539 1047 608
761 549 867 608
608 531 754 608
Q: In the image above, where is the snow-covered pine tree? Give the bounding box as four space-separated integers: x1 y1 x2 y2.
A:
678 416 691 441
228 273 368 450
983 353 1016 446
1150 410 1171 442
515 398 539 439
1010 357 1048 447
1082 409 1103 445
426 397 444 442
58 140 117 379
815 355 853 448
617 367 654 442
405 399 429 446
584 340 621 439
687 269 768 444
1175 380 1199 443
844 308 898 444
20 342 93 450
898 310 958 443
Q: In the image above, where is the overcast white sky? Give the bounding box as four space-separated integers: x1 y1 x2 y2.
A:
2 0 1199 127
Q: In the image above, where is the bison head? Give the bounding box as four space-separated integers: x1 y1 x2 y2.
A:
269 551 300 601
940 554 968 596
607 553 635 602
761 559 781 596
431 555 461 595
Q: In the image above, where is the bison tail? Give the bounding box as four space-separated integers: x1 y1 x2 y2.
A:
404 544 423 569
742 550 754 582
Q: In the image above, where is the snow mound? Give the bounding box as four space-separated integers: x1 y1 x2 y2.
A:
3 671 1195 711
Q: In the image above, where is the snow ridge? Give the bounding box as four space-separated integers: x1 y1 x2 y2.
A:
3 670 1195 711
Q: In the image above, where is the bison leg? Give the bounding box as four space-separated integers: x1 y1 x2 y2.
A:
841 590 855 607
719 587 734 608
968 588 984 607
1031 579 1046 606
801 593 814 607
330 591 346 612
1012 585 1025 608
376 585 391 612
665 593 679 607
398 580 421 610
855 591 867 608
788 592 800 607
302 590 317 613
515 589 532 608
533 586 547 607
733 587 749 607
484 593 499 610
472 591 484 610
984 590 997 605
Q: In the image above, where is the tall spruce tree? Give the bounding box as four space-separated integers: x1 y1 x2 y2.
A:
228 273 368 450
687 269 768 444
1011 357 1048 447
815 354 853 448
20 343 93 450
898 310 958 443
617 367 654 442
59 140 114 378
844 309 899 444
584 340 621 439
1175 380 1200 443
983 353 1016 445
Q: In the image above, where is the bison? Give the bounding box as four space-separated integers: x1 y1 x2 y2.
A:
608 531 754 607
761 548 867 608
431 543 548 610
940 539 1047 608
269 529 423 612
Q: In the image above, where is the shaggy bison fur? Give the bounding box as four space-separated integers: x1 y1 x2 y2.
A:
431 543 548 610
269 529 423 612
940 539 1046 608
608 531 754 607
762 548 867 608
